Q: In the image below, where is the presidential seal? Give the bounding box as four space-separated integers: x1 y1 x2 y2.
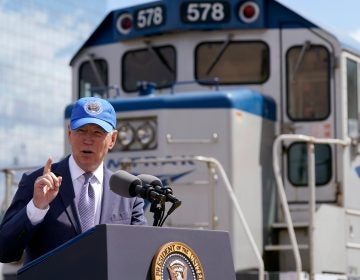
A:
151 241 205 280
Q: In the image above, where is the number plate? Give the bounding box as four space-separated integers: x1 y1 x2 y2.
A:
181 1 231 23
135 5 166 29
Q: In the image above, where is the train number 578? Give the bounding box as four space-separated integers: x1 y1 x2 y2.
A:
136 6 165 29
182 2 230 23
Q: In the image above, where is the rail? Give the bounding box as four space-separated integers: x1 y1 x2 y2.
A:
272 134 350 280
345 208 360 250
120 155 265 280
0 166 38 220
1 156 272 280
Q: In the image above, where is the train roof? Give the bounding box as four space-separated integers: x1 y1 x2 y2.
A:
70 0 360 64
70 0 318 64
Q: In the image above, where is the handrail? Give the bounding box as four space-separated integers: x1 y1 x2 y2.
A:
345 209 360 250
166 133 219 144
1 157 262 278
0 166 38 219
272 134 349 280
120 155 265 280
2 135 352 280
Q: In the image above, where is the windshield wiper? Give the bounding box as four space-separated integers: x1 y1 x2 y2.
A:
87 53 106 87
291 40 311 82
145 41 175 74
206 34 233 75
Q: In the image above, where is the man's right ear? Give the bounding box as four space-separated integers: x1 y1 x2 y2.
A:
67 124 72 137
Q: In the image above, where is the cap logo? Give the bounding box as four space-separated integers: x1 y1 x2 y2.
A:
84 101 103 116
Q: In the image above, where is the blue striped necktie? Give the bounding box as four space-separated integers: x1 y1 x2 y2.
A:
78 172 95 232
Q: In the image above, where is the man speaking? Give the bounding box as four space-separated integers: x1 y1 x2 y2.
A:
0 97 147 264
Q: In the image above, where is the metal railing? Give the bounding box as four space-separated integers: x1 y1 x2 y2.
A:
1 135 355 280
272 134 350 280
0 166 38 220
1 157 264 280
120 155 265 280
345 208 360 250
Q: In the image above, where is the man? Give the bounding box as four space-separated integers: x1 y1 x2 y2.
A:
0 96 147 264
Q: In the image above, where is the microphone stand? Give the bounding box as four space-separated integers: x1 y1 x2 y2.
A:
150 199 165 226
146 184 182 227
143 185 165 226
159 199 182 226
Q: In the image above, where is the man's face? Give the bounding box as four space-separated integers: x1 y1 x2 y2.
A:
68 123 117 172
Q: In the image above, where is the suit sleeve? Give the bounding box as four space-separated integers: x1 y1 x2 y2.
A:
131 197 147 225
0 172 39 263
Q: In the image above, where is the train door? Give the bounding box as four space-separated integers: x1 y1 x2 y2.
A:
280 28 338 203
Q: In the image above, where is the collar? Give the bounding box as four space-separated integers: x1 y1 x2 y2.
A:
69 155 104 185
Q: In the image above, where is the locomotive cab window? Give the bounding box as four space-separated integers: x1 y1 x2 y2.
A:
347 58 359 139
79 59 108 99
286 44 330 121
195 41 269 84
288 143 332 186
122 45 176 92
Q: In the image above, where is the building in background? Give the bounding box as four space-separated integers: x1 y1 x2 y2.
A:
0 0 107 169
0 0 108 277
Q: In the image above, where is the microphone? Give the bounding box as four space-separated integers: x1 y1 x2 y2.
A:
137 174 181 207
110 170 165 203
135 174 182 226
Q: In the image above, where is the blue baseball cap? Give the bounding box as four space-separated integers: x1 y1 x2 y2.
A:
70 97 116 133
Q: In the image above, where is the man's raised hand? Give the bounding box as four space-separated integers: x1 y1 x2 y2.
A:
33 157 62 209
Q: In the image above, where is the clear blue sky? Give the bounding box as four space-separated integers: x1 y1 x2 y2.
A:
107 0 360 43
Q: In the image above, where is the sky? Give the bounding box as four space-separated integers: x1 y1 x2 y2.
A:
107 0 360 44
0 1 107 167
276 0 360 43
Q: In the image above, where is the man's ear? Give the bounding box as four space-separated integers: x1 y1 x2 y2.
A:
67 124 72 140
109 130 118 150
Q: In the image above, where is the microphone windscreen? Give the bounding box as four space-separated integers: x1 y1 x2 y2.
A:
110 170 141 197
137 174 163 187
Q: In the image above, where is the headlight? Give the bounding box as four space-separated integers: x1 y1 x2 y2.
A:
117 123 135 149
136 122 155 147
113 116 157 152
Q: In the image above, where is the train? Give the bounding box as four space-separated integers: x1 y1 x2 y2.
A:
63 0 360 279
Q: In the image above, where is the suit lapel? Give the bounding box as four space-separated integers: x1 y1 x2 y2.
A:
100 167 114 224
53 159 115 229
53 156 82 234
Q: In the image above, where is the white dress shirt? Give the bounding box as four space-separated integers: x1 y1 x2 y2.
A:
27 155 104 226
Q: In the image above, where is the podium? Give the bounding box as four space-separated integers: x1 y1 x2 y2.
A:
17 224 235 279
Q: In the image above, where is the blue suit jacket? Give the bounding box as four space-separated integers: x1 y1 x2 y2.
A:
0 156 147 264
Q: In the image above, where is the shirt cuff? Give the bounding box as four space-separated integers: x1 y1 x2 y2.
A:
26 199 49 225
